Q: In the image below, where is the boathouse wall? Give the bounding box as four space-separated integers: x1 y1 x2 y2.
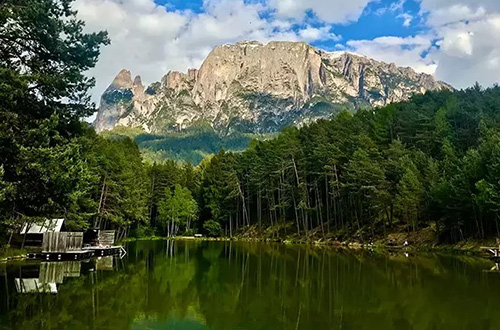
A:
42 232 84 253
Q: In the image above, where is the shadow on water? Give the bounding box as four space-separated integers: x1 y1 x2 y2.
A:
1 240 500 330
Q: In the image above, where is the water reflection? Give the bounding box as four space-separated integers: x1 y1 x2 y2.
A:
1 240 500 330
6 257 117 295
15 261 81 294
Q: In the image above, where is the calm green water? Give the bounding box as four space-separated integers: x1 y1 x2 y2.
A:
1 240 500 329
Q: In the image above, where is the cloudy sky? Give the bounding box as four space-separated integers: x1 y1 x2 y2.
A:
75 0 500 109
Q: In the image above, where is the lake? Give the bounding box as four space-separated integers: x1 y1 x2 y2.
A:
1 240 500 329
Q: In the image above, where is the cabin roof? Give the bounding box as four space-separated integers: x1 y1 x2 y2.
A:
20 218 65 234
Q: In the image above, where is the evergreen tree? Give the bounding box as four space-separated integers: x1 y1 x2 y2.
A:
0 0 108 235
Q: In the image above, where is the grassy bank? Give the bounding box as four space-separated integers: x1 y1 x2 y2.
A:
153 223 496 257
230 224 497 255
120 225 497 259
0 247 28 262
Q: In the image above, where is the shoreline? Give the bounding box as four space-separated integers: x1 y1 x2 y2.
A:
122 235 494 257
2 235 495 263
0 248 28 263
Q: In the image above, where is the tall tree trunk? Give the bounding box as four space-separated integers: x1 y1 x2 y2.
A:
258 190 262 228
325 175 330 233
149 174 155 226
315 183 325 238
237 182 249 227
292 193 300 234
230 214 233 238
95 179 107 228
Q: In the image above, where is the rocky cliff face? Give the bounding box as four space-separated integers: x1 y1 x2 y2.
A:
94 41 452 134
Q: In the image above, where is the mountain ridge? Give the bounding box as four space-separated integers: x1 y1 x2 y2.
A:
94 41 452 135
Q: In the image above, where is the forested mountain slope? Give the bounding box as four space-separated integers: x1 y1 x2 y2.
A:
100 126 262 165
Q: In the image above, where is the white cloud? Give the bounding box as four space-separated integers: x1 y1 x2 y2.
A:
74 0 189 106
431 15 500 88
423 4 487 27
398 13 413 27
419 0 500 21
75 0 359 114
346 1 500 88
299 26 340 42
75 0 500 123
375 0 406 16
346 35 438 74
269 0 375 23
390 0 407 12
414 1 500 88
439 30 473 57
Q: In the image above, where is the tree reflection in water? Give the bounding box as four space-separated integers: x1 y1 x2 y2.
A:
1 240 500 330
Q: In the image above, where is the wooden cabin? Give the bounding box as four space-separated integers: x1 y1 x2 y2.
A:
83 228 116 247
13 218 66 247
18 223 124 261
42 232 84 253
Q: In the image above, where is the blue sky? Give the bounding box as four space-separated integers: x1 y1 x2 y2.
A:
74 0 500 106
156 0 204 12
155 0 427 49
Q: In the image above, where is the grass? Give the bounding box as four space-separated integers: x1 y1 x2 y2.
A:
0 247 28 262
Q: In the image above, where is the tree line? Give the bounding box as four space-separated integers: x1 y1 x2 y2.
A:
0 0 196 243
197 85 500 243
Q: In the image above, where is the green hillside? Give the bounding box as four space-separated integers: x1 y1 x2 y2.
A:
101 126 274 164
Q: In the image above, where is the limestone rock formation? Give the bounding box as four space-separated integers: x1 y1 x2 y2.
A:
94 41 452 134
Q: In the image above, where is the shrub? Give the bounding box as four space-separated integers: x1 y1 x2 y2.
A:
203 220 223 237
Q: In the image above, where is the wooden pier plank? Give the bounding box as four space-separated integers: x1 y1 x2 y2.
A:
27 246 123 261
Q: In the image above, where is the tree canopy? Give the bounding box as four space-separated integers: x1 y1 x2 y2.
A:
0 0 110 240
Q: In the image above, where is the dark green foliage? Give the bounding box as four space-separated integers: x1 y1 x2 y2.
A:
0 0 109 242
137 131 249 155
0 0 159 242
309 101 336 114
92 136 149 233
203 220 223 237
0 0 199 243
110 127 254 165
144 160 203 236
195 86 500 242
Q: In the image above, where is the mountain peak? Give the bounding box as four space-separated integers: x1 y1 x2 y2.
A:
111 69 133 90
133 75 143 87
94 41 452 134
326 50 366 59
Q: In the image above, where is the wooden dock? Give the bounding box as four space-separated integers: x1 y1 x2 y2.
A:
24 229 126 261
27 246 125 261
88 246 125 257
481 246 500 262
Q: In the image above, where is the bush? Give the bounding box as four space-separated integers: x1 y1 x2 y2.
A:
184 228 195 236
130 225 155 238
203 220 223 237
